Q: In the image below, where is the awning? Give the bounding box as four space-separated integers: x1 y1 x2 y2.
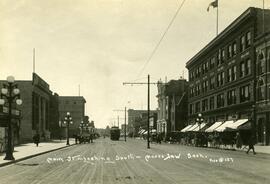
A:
205 122 223 132
214 120 234 132
187 123 199 132
225 119 249 131
138 129 146 134
192 123 206 131
180 124 193 132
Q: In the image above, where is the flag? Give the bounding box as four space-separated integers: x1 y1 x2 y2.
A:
207 0 218 12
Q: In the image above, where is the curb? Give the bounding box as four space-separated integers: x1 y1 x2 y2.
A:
0 144 76 168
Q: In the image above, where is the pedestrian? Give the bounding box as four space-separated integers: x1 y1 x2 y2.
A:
235 132 243 149
246 134 256 155
33 133 40 147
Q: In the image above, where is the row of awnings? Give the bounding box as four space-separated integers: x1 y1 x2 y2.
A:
138 129 157 135
181 119 250 133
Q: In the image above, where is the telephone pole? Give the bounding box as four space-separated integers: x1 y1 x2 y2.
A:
113 109 127 142
123 74 159 149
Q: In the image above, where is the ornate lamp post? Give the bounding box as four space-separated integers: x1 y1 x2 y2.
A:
196 113 204 131
64 112 73 145
0 76 23 160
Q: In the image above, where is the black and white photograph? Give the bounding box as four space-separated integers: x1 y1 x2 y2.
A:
0 0 270 183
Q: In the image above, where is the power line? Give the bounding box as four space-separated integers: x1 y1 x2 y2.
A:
136 0 187 78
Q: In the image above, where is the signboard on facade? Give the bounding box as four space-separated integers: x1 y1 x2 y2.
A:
32 73 50 91
2 107 20 116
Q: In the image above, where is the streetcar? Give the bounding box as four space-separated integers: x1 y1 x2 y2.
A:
110 126 120 140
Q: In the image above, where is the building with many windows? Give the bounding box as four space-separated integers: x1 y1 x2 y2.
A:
186 7 270 145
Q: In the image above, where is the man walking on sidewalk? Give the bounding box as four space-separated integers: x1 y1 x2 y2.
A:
33 134 40 147
246 134 256 155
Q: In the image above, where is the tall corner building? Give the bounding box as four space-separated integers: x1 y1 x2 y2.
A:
185 7 270 145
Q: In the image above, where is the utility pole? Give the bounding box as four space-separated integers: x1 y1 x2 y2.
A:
123 74 159 149
113 109 127 141
125 106 127 142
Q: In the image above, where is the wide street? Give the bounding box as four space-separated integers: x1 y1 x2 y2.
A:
0 138 269 184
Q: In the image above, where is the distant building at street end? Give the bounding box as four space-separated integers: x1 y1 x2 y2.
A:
156 78 188 140
127 109 157 137
58 96 86 137
186 7 270 145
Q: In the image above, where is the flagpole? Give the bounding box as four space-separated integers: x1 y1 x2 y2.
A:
216 1 219 36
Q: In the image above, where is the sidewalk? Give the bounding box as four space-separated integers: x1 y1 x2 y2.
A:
137 138 270 154
0 139 75 167
253 145 270 154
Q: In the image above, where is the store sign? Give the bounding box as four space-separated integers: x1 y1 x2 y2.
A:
2 107 20 116
32 73 50 91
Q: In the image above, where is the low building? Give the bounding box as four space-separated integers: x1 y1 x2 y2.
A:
0 73 52 143
127 109 157 136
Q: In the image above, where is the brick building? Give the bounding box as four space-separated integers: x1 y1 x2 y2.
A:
58 96 86 137
186 7 270 145
0 73 52 143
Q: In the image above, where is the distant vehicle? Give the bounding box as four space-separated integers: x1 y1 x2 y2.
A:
110 126 120 141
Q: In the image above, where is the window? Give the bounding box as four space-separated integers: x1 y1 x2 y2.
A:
221 49 225 62
210 77 215 89
197 85 201 95
228 66 236 82
217 93 225 108
240 59 251 77
232 42 237 56
210 96 215 110
202 99 208 112
202 80 208 93
210 57 215 69
227 89 236 105
257 78 265 101
240 61 245 77
240 85 250 102
245 59 251 75
205 61 209 72
217 72 224 87
227 68 232 82
195 102 200 113
217 50 221 65
228 45 232 58
258 52 266 74
246 31 251 48
232 66 237 81
240 35 245 52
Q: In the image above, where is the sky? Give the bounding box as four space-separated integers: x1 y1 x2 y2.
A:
0 0 268 128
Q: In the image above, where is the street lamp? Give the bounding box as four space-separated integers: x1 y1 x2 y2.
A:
64 112 73 145
0 76 23 160
196 113 204 131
